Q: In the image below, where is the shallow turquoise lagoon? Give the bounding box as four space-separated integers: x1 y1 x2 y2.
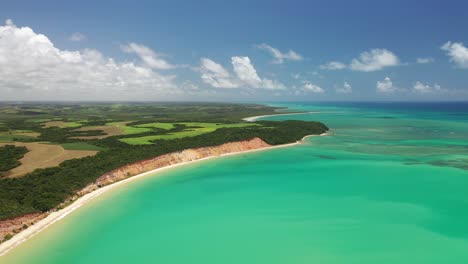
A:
3 102 468 263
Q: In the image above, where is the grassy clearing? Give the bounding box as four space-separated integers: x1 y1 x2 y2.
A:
0 142 98 178
0 107 20 114
106 121 152 135
120 122 258 145
43 121 83 128
25 118 54 123
71 121 155 139
119 125 152 135
60 142 106 151
72 122 128 139
0 130 40 142
134 122 175 130
71 121 159 139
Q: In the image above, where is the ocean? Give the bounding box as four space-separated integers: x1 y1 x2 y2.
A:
3 102 468 263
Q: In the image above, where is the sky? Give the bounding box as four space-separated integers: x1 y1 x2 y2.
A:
1 0 468 102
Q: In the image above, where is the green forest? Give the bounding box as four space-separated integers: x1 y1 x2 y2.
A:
0 145 28 177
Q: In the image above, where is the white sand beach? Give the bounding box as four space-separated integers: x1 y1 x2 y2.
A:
242 111 319 122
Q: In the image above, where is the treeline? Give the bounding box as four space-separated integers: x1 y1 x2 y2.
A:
0 120 328 220
37 127 106 143
1 103 280 124
0 145 28 177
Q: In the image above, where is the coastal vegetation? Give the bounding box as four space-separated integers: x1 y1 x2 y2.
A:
120 122 259 145
0 103 328 221
59 142 106 151
0 145 28 177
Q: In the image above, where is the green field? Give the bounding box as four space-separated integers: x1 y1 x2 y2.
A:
120 122 258 145
64 122 84 128
43 121 84 128
25 118 54 123
0 130 39 142
105 122 152 135
134 122 175 130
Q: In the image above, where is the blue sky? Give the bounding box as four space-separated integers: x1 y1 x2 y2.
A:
1 0 468 101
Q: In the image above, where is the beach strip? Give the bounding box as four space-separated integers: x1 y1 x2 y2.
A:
0 134 326 256
242 111 319 122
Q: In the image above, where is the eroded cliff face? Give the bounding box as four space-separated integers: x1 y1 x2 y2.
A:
81 137 270 191
0 213 45 243
0 138 271 242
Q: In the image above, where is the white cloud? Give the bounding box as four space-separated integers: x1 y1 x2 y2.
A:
416 57 434 64
337 81 352 94
256 43 303 64
260 78 286 90
376 77 395 93
199 58 239 88
0 19 177 100
69 32 86 42
231 56 285 89
350 49 399 72
413 81 442 93
232 56 262 87
122 42 175 70
199 56 285 90
441 41 468 68
303 82 325 93
320 61 346 70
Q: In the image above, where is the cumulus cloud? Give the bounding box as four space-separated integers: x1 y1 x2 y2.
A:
122 42 175 70
0 19 177 100
232 56 262 86
376 77 395 93
69 32 86 42
199 58 239 88
199 56 285 90
256 44 303 64
337 81 352 94
303 82 325 93
413 81 443 93
350 49 399 72
416 57 434 64
320 61 346 70
441 41 468 68
231 56 285 89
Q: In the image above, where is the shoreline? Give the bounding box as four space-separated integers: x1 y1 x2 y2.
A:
0 134 326 257
242 111 319 122
0 107 329 257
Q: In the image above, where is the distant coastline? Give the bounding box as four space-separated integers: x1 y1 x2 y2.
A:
242 111 319 122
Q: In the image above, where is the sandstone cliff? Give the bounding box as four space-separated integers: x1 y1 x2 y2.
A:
98 137 269 185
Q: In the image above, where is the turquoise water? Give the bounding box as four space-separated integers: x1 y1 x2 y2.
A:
3 102 468 263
